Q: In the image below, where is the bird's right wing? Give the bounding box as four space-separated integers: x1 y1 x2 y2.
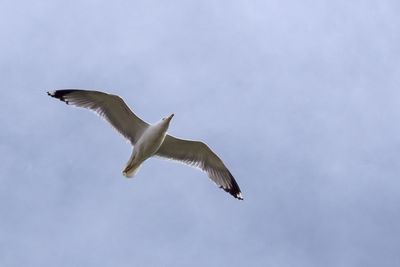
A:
155 135 243 200
48 89 149 145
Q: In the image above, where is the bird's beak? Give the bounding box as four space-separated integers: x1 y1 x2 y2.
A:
168 114 174 120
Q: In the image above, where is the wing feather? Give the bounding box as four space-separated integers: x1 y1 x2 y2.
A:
48 89 148 145
155 135 243 200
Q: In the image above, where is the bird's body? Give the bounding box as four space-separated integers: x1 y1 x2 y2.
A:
123 115 172 177
48 89 243 200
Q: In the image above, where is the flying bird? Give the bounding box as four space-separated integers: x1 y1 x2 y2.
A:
48 90 243 200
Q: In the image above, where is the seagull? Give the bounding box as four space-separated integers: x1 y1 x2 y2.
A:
48 89 243 200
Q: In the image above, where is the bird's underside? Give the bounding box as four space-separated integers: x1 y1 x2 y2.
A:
48 89 243 200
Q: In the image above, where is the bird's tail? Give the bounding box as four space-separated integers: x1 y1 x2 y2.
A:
122 152 141 178
123 163 141 178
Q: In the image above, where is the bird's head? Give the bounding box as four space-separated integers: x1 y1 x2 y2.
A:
161 113 174 126
162 114 174 121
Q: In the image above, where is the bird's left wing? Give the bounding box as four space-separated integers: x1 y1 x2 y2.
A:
48 89 149 145
155 135 243 200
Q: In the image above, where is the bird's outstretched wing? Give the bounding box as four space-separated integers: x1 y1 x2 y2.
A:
48 89 149 145
155 135 243 200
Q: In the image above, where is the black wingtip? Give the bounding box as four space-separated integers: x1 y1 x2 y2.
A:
223 172 243 200
47 90 76 104
224 188 244 200
221 188 243 200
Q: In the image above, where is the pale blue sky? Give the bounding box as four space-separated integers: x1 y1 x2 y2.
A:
1 0 400 266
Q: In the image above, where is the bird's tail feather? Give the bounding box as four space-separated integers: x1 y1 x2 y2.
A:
123 163 141 178
122 152 141 178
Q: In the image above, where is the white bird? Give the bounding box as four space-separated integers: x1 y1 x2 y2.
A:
48 89 243 200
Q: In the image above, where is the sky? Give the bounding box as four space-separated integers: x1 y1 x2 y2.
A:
1 0 400 266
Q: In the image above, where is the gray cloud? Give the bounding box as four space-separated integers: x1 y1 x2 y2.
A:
1 0 400 266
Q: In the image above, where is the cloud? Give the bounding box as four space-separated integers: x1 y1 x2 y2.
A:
1 0 399 266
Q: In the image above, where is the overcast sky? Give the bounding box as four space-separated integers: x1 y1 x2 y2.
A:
1 0 400 266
